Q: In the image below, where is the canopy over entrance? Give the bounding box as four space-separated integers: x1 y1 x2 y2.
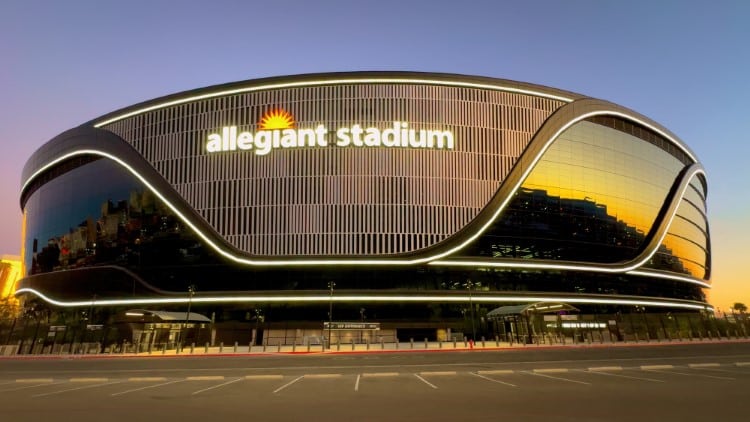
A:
486 302 579 318
124 309 211 322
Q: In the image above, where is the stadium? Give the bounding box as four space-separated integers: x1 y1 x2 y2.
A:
16 72 711 344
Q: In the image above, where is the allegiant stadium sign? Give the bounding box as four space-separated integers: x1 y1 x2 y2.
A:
205 109 454 155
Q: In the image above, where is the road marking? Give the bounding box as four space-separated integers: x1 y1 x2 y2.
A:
643 369 734 380
362 372 399 377
589 366 623 372
524 371 591 385
736 362 750 367
273 376 304 393
471 372 517 387
70 377 108 382
413 374 438 389
128 377 167 382
533 368 568 374
585 370 665 383
304 374 342 379
419 371 457 376
690 367 744 374
688 363 720 368
187 376 225 381
32 380 123 397
245 375 284 380
641 365 674 370
192 377 243 395
476 370 514 375
111 379 185 396
0 381 66 393
354 374 360 392
16 378 54 383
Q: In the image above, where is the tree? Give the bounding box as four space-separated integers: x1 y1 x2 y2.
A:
732 303 747 314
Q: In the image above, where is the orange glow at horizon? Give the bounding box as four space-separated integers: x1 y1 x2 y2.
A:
259 109 295 130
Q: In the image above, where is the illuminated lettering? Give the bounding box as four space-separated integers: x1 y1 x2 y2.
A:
206 122 453 154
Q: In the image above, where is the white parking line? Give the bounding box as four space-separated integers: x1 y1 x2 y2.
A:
413 374 438 389
471 372 517 387
32 380 124 398
524 371 591 385
354 374 360 392
16 378 54 383
585 370 665 383
643 369 734 380
736 362 750 367
192 377 243 395
128 377 168 382
419 371 457 376
111 379 186 396
70 378 108 383
0 381 66 393
273 376 303 393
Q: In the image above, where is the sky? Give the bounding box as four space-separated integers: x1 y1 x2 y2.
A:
0 0 748 311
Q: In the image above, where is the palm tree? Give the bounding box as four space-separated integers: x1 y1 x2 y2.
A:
732 303 747 314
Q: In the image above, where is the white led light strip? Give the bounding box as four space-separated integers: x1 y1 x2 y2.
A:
21 108 705 293
430 168 708 287
14 287 710 311
92 77 575 128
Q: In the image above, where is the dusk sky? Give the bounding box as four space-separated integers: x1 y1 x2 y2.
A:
1 1 747 311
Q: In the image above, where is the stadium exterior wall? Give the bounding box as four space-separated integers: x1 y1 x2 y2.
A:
16 72 712 328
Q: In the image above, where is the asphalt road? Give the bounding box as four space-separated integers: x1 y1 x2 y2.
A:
1 342 749 421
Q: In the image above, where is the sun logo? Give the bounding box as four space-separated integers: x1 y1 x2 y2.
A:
259 109 295 130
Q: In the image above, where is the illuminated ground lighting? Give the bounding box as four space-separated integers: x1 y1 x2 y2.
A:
15 287 711 311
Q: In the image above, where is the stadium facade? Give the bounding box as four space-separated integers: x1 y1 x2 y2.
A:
17 72 711 340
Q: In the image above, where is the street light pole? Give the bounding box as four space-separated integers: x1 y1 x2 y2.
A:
327 281 335 349
184 285 195 346
464 280 476 341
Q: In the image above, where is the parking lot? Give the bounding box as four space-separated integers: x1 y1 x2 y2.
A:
2 356 749 421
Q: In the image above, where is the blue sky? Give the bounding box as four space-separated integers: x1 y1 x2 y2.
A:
1 0 748 309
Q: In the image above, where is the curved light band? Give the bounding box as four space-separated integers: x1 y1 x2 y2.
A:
430 169 709 287
15 287 711 311
21 109 705 294
92 77 575 128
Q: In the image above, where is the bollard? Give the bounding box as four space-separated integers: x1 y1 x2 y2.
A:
205 342 209 353
634 333 639 343
366 338 370 350
234 341 238 353
439 341 442 349
351 339 355 351
495 336 499 347
219 342 223 353
277 343 281 353
481 336 486 348
463 337 467 348
162 344 166 354
191 343 195 354
707 330 712 340
381 339 384 350
453 339 457 349
292 342 296 352
307 341 311 353
395 339 399 350
337 340 341 351
410 338 414 349
698 331 703 341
